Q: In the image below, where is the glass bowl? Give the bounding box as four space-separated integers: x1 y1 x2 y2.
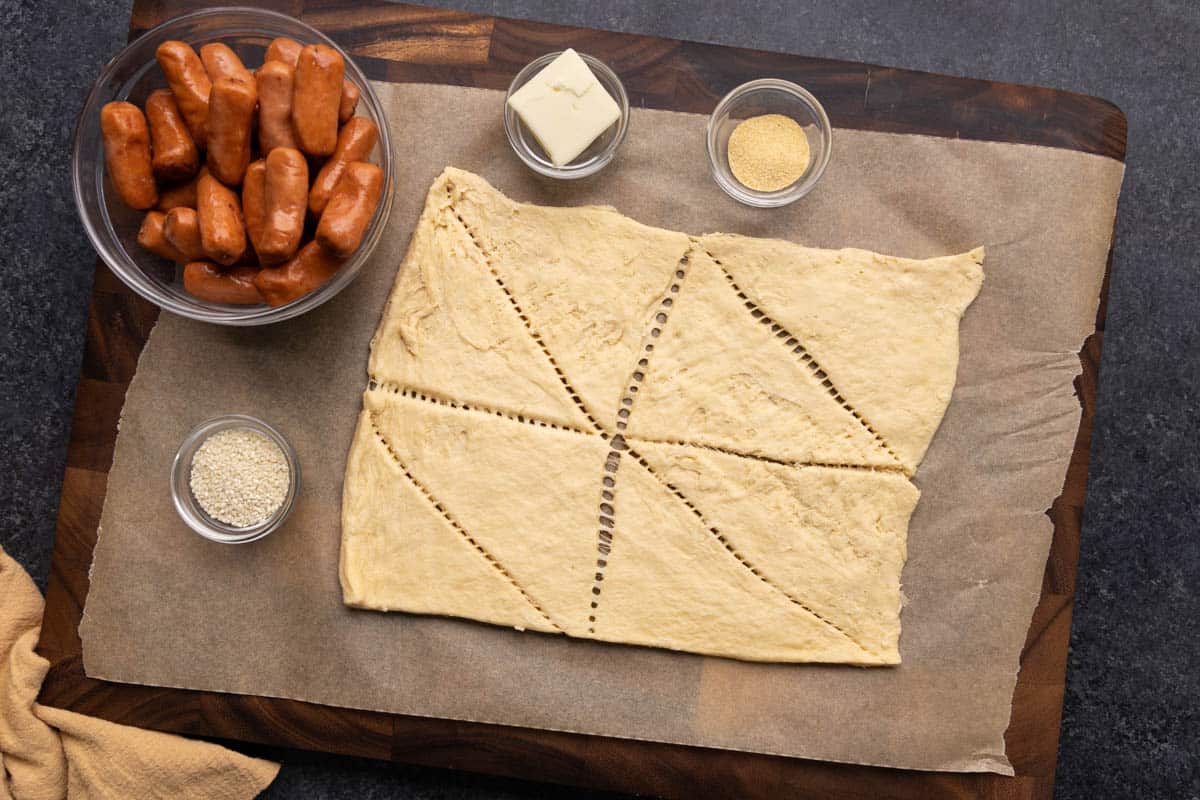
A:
706 79 832 207
503 51 630 180
72 7 395 326
171 414 300 543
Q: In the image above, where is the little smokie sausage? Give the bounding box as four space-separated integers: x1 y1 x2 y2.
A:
308 117 377 214
156 182 196 211
206 77 257 186
315 161 383 257
196 173 246 266
136 212 186 262
254 241 345 306
258 148 308 264
145 89 199 182
199 42 253 85
156 166 206 211
291 45 344 156
100 102 157 210
242 159 268 260
255 60 298 154
155 41 211 148
264 36 302 68
183 262 263 305
338 80 359 124
163 207 205 262
269 41 357 137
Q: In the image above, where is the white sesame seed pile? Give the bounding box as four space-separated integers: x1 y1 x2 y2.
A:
189 428 290 528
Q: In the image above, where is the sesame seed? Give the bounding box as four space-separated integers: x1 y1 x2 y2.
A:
189 429 290 528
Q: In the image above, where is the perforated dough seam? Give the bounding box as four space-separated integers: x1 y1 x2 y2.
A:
445 184 604 433
367 412 563 632
625 434 906 474
366 379 599 439
586 247 694 634
699 243 907 473
624 443 875 656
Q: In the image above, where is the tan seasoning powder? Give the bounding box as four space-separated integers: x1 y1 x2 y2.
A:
727 113 812 192
190 429 290 527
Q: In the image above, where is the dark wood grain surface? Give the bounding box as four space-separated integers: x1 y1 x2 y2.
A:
36 2 1127 798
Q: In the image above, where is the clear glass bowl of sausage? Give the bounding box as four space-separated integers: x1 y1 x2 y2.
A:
72 7 394 326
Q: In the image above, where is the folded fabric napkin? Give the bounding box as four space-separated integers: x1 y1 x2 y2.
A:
0 546 279 799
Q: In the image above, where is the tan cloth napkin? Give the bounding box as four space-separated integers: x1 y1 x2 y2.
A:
0 547 279 799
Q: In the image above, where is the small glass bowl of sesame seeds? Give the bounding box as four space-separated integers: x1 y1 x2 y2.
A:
170 415 300 544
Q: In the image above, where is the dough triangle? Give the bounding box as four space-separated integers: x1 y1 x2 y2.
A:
700 234 984 470
446 168 692 424
360 387 610 635
626 247 898 469
632 439 918 659
596 455 886 663
340 411 557 633
367 176 593 431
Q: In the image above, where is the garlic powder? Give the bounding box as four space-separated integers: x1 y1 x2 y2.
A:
727 113 812 192
189 428 290 528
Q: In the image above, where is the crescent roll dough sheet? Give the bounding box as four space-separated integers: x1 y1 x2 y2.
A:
341 167 984 664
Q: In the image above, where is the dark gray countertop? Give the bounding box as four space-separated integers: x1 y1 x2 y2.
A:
1 1 1196 797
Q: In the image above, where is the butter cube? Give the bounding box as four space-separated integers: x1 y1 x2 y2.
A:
507 49 621 167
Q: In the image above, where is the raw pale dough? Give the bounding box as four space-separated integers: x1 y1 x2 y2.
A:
451 170 692 424
340 167 984 664
625 247 897 469
700 235 985 471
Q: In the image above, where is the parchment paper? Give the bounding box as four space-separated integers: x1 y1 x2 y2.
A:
79 81 1124 774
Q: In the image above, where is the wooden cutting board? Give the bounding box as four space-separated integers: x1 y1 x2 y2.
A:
35 2 1126 797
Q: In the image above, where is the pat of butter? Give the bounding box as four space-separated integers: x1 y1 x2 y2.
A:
507 49 621 167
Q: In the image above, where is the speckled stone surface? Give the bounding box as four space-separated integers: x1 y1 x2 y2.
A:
1 1 1196 798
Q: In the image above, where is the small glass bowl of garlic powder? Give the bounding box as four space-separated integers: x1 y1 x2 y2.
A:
171 415 299 544
706 78 832 207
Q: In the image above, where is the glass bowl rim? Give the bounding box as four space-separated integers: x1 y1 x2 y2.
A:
705 77 833 208
503 49 630 180
71 5 395 326
170 413 300 544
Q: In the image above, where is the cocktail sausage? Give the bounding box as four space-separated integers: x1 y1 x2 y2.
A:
206 77 257 185
291 44 344 156
199 42 253 85
338 80 359 124
136 211 186 261
242 159 267 260
145 89 199 182
183 261 263 305
253 241 345 306
155 41 211 147
264 36 302 68
163 206 205 262
315 161 383 257
258 148 308 264
255 60 298 154
157 166 206 211
196 173 246 265
309 117 377 214
100 102 157 210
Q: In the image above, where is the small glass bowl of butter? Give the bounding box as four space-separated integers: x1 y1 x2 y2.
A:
504 49 630 179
